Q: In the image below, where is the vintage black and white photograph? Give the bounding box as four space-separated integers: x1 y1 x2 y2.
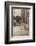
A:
11 7 29 36
5 2 35 44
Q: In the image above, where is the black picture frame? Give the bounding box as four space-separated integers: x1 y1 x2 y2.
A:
5 1 35 44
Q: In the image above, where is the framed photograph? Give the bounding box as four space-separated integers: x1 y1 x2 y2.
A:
5 1 35 44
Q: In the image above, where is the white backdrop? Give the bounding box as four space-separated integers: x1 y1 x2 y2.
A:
0 0 36 46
